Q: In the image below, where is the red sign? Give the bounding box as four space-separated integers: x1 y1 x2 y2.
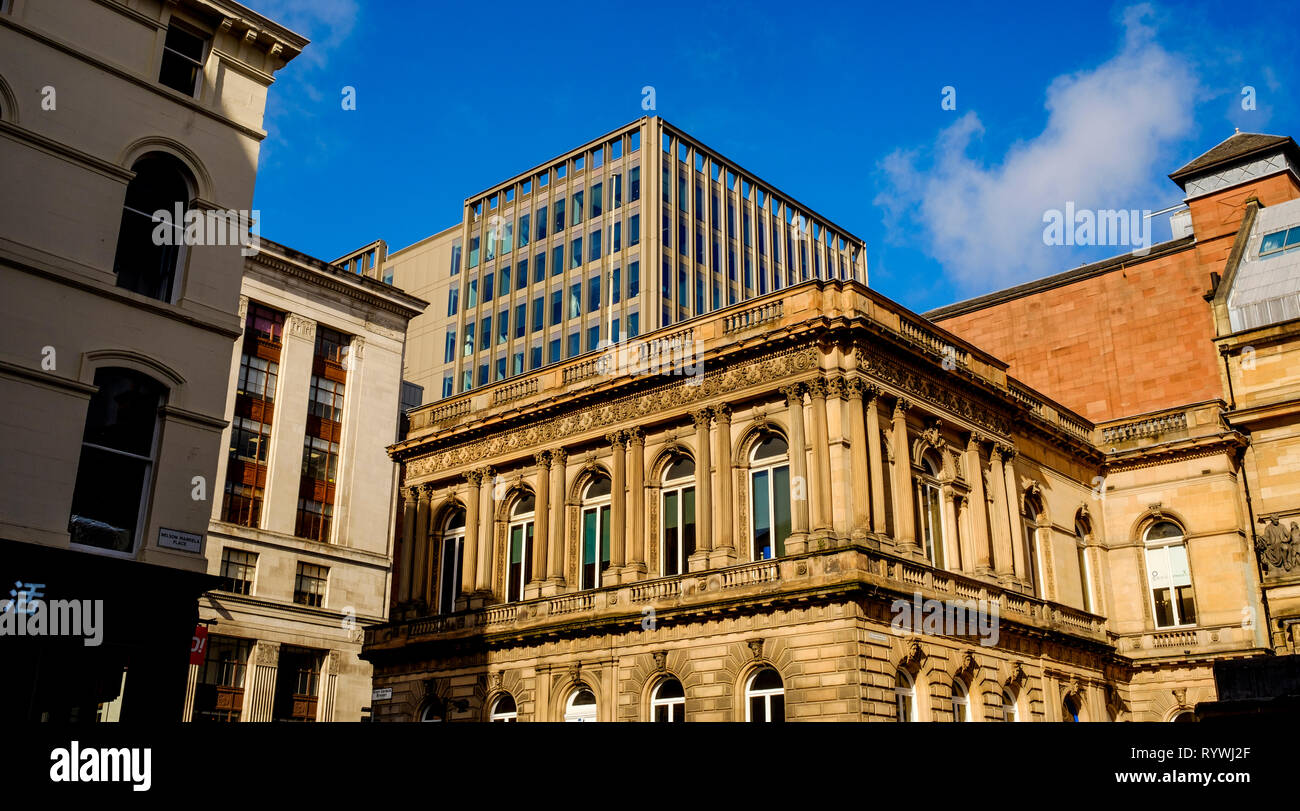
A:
189 624 208 665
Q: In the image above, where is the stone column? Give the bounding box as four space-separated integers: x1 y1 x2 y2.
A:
418 483 436 606
475 466 496 596
941 484 961 570
688 408 713 572
988 446 1016 579
807 378 833 539
529 451 550 599
999 446 1026 584
626 430 647 578
891 398 918 551
711 405 737 567
398 487 418 604
781 383 810 553
846 379 871 539
866 388 886 535
965 437 993 575
460 471 482 607
608 432 628 574
545 450 568 593
244 641 280 722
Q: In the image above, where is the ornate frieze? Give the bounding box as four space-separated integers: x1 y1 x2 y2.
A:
856 344 1011 436
406 345 819 479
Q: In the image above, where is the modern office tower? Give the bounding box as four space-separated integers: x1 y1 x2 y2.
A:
184 239 425 722
0 0 304 722
366 117 867 410
361 131 1300 722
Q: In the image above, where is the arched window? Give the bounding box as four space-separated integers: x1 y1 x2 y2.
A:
1075 516 1094 613
661 455 696 576
564 687 598 722
420 702 443 722
1000 689 1019 722
1022 493 1044 596
895 670 918 722
749 433 791 561
68 367 167 553
951 678 971 722
745 668 784 722
916 450 946 569
113 153 191 302
489 693 517 722
1063 694 1081 722
437 508 466 614
1145 520 1196 628
1172 711 1196 722
580 475 612 590
507 493 535 602
651 678 685 722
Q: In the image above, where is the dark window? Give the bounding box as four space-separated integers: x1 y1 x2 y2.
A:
68 368 165 552
159 23 206 95
113 154 190 302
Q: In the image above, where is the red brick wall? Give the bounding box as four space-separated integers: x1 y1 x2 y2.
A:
933 172 1300 424
934 247 1220 423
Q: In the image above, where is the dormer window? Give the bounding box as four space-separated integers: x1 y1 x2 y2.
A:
159 23 208 96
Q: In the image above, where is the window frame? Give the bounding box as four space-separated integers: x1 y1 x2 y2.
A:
749 433 792 561
660 455 697 577
1144 520 1197 629
744 668 785 722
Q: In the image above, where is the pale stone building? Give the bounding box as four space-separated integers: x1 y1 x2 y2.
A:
182 239 424 722
0 0 303 721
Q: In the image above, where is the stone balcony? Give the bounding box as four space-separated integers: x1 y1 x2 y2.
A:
364 542 1110 655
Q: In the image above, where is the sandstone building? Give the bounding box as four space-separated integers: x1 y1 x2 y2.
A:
0 0 304 722
360 126 1300 721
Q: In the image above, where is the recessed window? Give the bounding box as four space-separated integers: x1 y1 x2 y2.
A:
565 687 597 722
895 670 917 721
951 679 971 722
580 475 612 589
219 548 257 595
750 433 791 560
1000 689 1019 722
651 678 685 722
1145 520 1197 628
661 455 696 576
438 508 466 614
113 154 191 302
1063 694 1082 722
159 23 207 95
490 693 518 722
916 450 946 569
68 368 166 553
293 563 328 607
506 494 535 602
745 668 784 722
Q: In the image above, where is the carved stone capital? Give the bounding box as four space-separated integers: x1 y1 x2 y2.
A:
780 383 805 407
465 470 485 487
713 403 733 423
691 408 713 428
625 428 645 446
552 449 569 466
605 430 629 448
533 450 552 469
805 377 830 399
418 482 436 500
825 376 848 400
893 397 912 415
404 486 420 505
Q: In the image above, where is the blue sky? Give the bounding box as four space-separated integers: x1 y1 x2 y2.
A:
248 0 1298 314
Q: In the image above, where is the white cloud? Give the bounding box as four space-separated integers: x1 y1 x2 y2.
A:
251 0 359 68
875 4 1197 293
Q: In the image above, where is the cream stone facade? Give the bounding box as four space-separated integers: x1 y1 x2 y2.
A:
182 239 425 722
0 0 304 721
